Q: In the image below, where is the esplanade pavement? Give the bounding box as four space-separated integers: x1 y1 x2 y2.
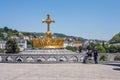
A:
0 63 120 80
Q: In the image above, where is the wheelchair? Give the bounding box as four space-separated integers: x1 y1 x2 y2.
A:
86 56 93 63
83 56 93 64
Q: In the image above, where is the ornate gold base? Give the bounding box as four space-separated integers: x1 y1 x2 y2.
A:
32 38 64 49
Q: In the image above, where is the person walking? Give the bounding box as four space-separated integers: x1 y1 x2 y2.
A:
93 46 98 64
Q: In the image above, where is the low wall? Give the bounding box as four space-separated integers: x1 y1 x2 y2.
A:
0 53 120 63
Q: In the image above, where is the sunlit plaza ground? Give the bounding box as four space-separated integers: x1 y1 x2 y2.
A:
0 63 120 80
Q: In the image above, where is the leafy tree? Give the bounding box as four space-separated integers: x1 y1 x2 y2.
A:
97 45 106 53
5 38 20 53
109 45 118 53
87 43 96 50
87 45 93 50
66 46 76 52
117 46 120 53
18 33 24 38
0 33 4 40
27 40 33 47
13 30 18 33
4 27 9 32
74 47 77 51
27 40 32 45
103 45 109 53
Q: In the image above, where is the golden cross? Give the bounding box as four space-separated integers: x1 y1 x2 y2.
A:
42 14 55 32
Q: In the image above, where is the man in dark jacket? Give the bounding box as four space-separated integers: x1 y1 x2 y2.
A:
93 46 98 64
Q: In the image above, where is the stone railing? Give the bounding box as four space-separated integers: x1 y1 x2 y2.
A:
98 53 120 63
0 53 120 63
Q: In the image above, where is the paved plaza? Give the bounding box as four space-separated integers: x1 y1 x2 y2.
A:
0 63 120 80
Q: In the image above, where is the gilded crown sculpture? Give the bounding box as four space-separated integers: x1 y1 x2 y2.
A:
32 14 64 49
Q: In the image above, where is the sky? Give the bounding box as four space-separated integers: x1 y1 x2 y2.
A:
0 0 120 40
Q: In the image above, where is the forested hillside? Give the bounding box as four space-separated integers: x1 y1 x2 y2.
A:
109 32 120 43
0 27 19 40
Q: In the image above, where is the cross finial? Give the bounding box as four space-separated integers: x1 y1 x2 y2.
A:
42 14 55 32
47 14 50 19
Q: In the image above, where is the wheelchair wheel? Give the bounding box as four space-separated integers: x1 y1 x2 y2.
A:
86 57 93 64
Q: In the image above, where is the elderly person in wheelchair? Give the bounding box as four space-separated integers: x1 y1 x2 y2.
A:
83 50 93 63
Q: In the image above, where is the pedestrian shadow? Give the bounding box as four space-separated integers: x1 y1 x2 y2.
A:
104 63 120 67
113 68 120 71
103 63 120 71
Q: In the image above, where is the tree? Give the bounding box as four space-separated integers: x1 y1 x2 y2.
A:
103 45 109 53
18 33 24 39
5 38 20 53
4 27 9 32
87 43 96 50
109 45 118 53
97 45 106 53
0 33 4 40
66 46 76 52
117 46 120 53
27 40 33 48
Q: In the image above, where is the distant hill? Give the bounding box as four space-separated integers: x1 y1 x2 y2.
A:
109 32 120 43
22 32 86 42
53 33 85 42
0 27 85 42
0 27 19 40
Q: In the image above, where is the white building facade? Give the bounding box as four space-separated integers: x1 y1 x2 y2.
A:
18 39 27 51
0 41 6 49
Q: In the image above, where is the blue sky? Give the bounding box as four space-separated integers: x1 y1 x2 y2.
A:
0 0 120 40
